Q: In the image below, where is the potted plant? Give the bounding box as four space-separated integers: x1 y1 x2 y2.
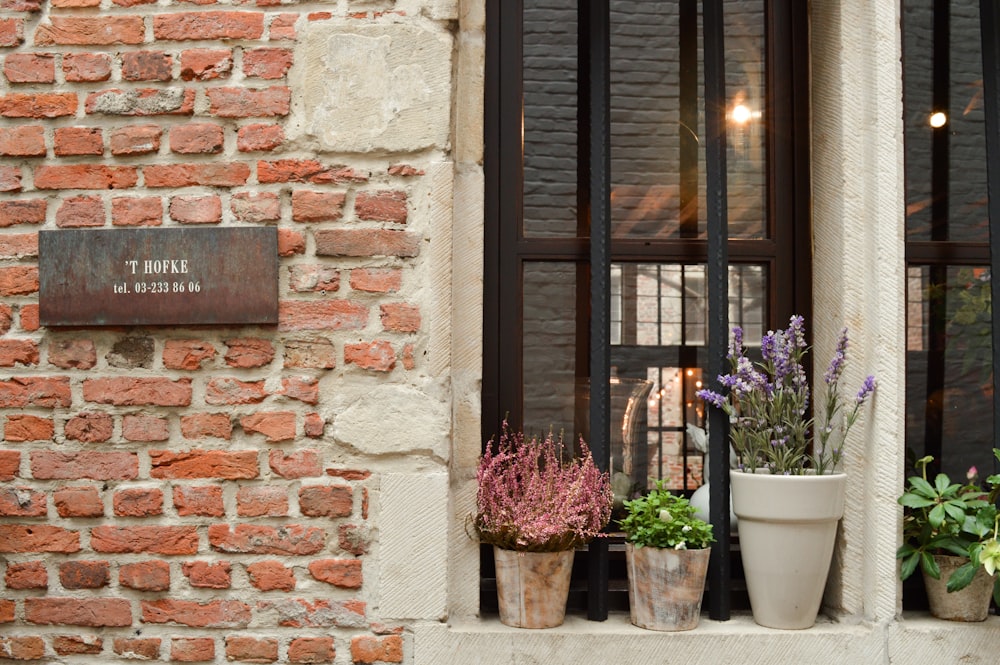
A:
618 481 714 631
697 316 876 629
473 420 613 628
897 450 1000 621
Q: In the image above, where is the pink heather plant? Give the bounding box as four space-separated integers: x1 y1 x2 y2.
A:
474 421 613 553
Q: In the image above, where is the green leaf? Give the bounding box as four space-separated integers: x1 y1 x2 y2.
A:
898 494 935 509
943 501 968 524
907 476 936 498
933 473 953 495
921 551 940 579
900 550 921 581
928 503 946 529
946 561 977 592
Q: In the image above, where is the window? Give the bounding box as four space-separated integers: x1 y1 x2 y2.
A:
902 0 1000 609
484 0 810 620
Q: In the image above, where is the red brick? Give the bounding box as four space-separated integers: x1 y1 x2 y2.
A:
35 164 137 189
276 377 318 405
0 305 9 335
351 636 403 664
63 52 112 81
82 377 192 406
288 637 335 664
298 485 353 517
0 165 21 192
111 0 155 6
269 449 321 479
226 636 278 663
237 123 284 152
112 196 163 226
122 50 173 81
0 485 45 516
246 559 295 591
182 560 231 588
141 599 251 628
258 159 363 184
292 190 345 223
0 18 24 48
355 190 407 223
380 303 421 333
179 413 232 440
53 0 101 6
1 0 41 11
114 487 164 516
173 485 224 516
180 48 232 80
0 199 46 227
388 163 425 176
206 86 290 117
5 561 46 589
0 376 70 407
55 195 105 227
47 339 97 369
236 485 288 517
278 228 305 256
5 415 52 442
231 191 280 222
224 337 274 367
338 523 371 556
91 525 199 555
110 124 162 155
119 560 170 591
64 411 113 442
4 52 54 84
26 597 130 627
205 377 267 405
256 597 365 628
239 411 296 442
0 339 38 366
209 524 326 555
53 486 104 517
243 47 292 79
304 412 325 438
154 11 264 40
0 266 36 296
0 636 45 660
85 87 195 116
150 448 258 479
163 340 215 370
315 229 420 258
59 559 110 589
144 162 249 187
113 638 161 660
121 414 169 442
270 13 297 40
170 122 224 153
278 300 367 332
19 304 38 331
345 340 396 372
0 450 17 480
283 338 336 369
53 126 103 156
308 558 362 589
53 635 103 656
0 233 36 259
0 92 76 118
171 637 215 662
169 195 222 224
35 16 144 45
0 126 45 156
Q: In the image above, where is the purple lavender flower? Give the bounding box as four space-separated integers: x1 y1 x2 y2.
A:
787 315 807 349
824 328 848 385
856 375 876 404
727 326 744 359
696 389 727 409
760 330 778 362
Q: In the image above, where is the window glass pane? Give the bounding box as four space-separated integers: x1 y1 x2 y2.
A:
903 1 988 242
905 265 994 478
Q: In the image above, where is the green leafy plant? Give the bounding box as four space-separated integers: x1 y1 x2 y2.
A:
896 449 1000 602
618 481 714 550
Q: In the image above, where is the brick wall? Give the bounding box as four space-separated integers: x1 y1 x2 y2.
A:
0 1 454 662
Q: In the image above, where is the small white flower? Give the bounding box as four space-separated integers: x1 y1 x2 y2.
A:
674 542 687 550
658 509 672 522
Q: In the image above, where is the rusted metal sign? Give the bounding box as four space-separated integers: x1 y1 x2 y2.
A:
39 228 278 326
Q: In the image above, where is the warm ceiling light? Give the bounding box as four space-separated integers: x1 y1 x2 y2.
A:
929 111 947 128
731 104 752 124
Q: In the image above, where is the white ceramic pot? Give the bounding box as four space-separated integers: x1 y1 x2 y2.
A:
730 470 847 629
493 547 574 628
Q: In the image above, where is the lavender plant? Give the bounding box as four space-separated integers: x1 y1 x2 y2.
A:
474 421 613 552
696 315 876 474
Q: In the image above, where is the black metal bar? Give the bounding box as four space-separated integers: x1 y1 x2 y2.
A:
679 0 699 238
980 0 1000 457
584 0 611 622
703 0 731 621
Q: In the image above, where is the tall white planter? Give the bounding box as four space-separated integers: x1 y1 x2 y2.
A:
730 470 847 629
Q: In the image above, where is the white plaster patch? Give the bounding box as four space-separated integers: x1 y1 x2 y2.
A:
333 384 450 460
379 473 448 620
293 23 451 152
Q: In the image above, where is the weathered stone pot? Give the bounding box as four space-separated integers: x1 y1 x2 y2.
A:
625 542 710 631
730 470 846 629
493 547 574 628
922 554 993 621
